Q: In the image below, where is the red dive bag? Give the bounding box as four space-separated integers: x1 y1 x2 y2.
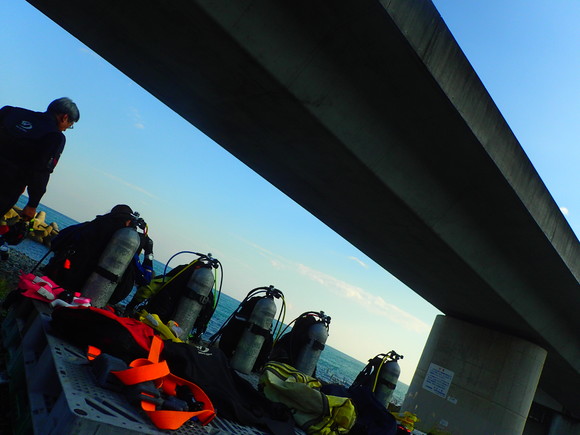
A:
51 306 216 429
52 305 156 361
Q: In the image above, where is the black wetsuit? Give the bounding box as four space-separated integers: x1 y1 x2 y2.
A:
0 105 65 215
43 212 154 305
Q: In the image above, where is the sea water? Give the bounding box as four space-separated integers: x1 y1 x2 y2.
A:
9 197 409 404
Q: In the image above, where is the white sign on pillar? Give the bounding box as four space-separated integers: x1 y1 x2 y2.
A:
422 362 454 398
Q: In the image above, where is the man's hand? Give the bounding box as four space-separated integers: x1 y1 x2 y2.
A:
21 206 37 221
144 237 154 256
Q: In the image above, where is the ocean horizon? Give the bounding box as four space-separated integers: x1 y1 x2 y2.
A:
10 196 409 404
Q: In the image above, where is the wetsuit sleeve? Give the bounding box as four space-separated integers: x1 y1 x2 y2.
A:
26 132 65 208
0 106 9 142
25 173 49 208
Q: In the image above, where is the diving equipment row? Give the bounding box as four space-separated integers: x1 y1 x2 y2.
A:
68 226 404 408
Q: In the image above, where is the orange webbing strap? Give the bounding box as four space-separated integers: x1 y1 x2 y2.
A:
87 345 102 361
113 358 170 386
145 375 216 429
111 336 216 430
113 336 169 386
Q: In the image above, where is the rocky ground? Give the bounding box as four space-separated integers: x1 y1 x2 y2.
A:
0 247 48 309
0 249 42 433
0 249 42 291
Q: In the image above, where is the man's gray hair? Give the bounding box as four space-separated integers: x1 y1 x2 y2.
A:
47 97 80 122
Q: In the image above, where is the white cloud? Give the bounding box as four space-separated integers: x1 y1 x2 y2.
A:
129 107 145 129
236 237 293 267
348 256 369 269
560 207 569 216
296 264 430 333
78 46 102 60
234 237 429 333
102 172 159 199
270 258 286 270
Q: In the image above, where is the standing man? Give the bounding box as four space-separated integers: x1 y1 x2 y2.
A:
0 97 79 220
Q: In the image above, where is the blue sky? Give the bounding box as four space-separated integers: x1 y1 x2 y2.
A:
1 1 578 384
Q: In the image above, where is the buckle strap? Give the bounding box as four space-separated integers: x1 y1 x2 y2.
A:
184 289 210 304
94 265 119 282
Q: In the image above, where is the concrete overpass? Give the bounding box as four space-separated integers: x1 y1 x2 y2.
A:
27 0 579 429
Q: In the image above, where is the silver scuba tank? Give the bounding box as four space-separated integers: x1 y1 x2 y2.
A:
81 227 141 308
172 264 214 340
230 295 277 374
374 351 403 407
294 312 330 376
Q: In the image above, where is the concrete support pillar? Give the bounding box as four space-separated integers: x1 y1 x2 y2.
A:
548 414 580 435
401 315 547 435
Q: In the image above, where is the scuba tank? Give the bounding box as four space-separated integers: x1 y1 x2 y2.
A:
351 350 403 408
171 258 215 341
230 291 277 374
269 311 331 376
81 226 141 308
294 311 331 376
374 352 402 407
129 251 223 341
212 286 285 374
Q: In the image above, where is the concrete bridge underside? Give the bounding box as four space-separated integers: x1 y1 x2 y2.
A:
27 0 580 417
